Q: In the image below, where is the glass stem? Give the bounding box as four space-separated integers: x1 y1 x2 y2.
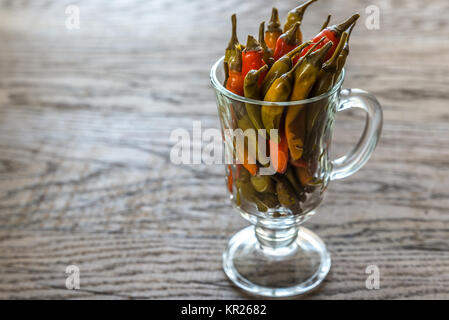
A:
255 224 299 254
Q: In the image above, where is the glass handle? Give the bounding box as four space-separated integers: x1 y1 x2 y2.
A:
330 88 383 181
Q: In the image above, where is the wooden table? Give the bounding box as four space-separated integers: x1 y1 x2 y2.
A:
0 0 448 299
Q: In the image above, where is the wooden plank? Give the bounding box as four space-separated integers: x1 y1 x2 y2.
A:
0 0 448 299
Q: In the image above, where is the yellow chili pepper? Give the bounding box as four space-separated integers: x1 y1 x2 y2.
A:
285 41 332 160
336 23 356 81
261 56 303 142
236 114 259 176
261 41 311 97
283 0 318 44
244 65 269 138
320 14 331 31
259 21 274 67
310 32 348 98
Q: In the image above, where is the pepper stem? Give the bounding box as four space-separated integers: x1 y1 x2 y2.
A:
226 14 239 50
284 22 300 45
325 31 348 68
245 35 262 52
343 21 356 52
254 64 269 78
291 0 318 20
335 13 360 34
286 47 309 79
306 40 333 67
259 21 266 45
229 46 242 72
320 14 331 31
286 41 312 59
267 7 281 32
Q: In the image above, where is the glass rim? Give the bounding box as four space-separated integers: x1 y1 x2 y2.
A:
210 56 345 106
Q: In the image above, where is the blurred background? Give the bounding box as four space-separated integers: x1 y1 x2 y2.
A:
0 0 448 299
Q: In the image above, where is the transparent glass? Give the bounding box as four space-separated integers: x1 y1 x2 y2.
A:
210 56 383 297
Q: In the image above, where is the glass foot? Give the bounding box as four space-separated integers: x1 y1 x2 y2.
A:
223 225 331 297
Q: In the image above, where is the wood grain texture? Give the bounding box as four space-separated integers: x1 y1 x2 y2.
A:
0 0 449 299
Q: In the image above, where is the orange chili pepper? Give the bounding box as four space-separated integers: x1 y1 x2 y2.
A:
295 166 313 186
265 7 282 51
227 165 233 192
226 46 244 96
269 129 288 174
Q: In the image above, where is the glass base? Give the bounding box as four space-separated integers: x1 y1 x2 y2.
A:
223 225 331 297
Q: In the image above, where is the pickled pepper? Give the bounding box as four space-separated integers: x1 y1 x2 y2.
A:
294 166 320 187
236 114 259 175
261 41 311 97
273 22 300 61
242 35 267 82
262 55 304 142
259 21 274 68
269 128 289 174
320 14 331 31
293 13 359 64
250 175 275 193
219 6 361 213
224 14 241 87
285 165 306 198
283 0 318 44
226 46 244 96
310 32 348 98
226 165 233 192
265 8 282 51
286 41 333 160
336 22 356 80
274 177 297 208
237 168 278 211
244 65 269 138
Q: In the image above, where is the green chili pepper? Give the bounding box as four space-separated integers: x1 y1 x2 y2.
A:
283 0 318 44
320 14 331 31
336 22 356 81
310 32 348 98
250 175 275 193
261 54 307 143
275 177 297 208
237 168 278 211
224 14 241 87
285 165 305 198
284 40 331 160
259 21 274 67
243 64 269 139
261 41 311 97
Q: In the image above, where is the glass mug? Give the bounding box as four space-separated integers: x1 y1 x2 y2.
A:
210 56 382 297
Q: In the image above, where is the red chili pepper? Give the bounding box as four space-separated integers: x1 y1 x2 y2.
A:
226 71 244 96
293 14 359 65
273 22 300 61
242 35 267 86
269 129 288 174
289 158 308 168
226 165 233 192
226 46 244 96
